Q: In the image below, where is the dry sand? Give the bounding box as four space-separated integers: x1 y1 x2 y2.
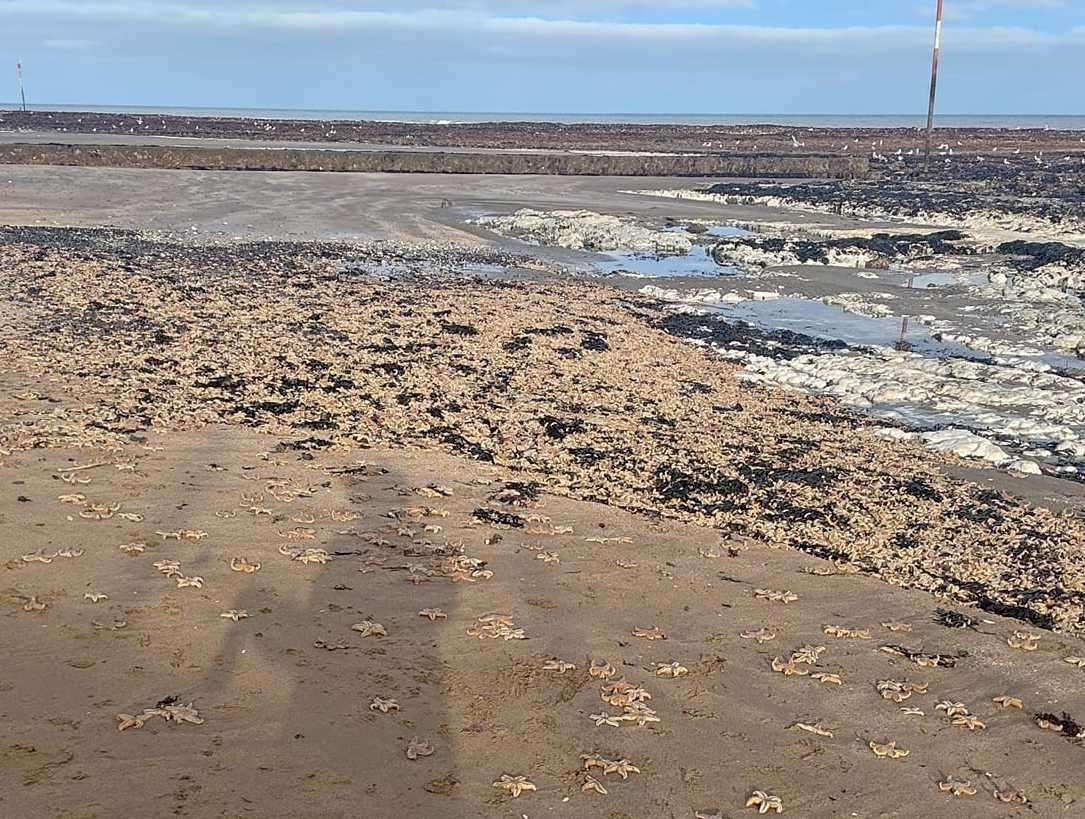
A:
2 228 1085 818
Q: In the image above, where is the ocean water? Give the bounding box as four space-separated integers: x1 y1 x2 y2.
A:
1 104 1083 130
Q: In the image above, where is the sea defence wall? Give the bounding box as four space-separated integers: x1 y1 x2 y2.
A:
0 143 871 179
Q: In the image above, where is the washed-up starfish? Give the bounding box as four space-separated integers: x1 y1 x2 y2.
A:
1064 656 1085 668
116 713 148 731
57 493 87 504
60 472 91 485
993 695 1023 709
93 619 127 631
791 721 833 738
117 512 144 523
823 624 871 639
175 575 204 589
158 702 205 725
21 550 55 564
881 621 913 632
581 754 610 772
951 715 986 731
604 759 640 779
745 790 784 814
493 774 536 798
869 740 909 759
900 706 925 716
790 644 826 665
119 542 146 555
938 778 977 797
632 626 666 641
405 737 434 760
1006 630 1040 651
215 510 238 519
220 609 249 622
80 503 120 520
230 556 261 573
351 620 387 638
936 701 970 718
294 547 330 565
656 662 689 678
600 681 651 706
536 551 560 565
585 536 632 544
543 659 577 673
811 672 842 685
279 528 316 540
21 595 47 612
589 712 623 727
56 547 85 559
992 786 1028 804
620 704 661 727
369 697 400 713
418 608 447 621
771 657 808 677
83 592 109 603
291 513 317 524
740 628 777 644
590 660 616 680
754 589 799 604
615 559 638 569
582 775 608 795
154 559 182 577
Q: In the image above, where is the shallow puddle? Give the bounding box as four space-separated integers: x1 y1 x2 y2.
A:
594 246 738 278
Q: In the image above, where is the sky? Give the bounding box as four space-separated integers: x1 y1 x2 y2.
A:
0 1 1082 114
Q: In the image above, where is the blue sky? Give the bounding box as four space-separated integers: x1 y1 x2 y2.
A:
1 1 1082 113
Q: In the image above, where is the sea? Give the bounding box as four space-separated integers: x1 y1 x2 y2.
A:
1 104 1083 130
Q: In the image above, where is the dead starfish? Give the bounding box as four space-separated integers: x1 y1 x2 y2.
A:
175 575 204 589
116 513 143 522
604 759 640 779
589 712 623 727
536 551 560 565
543 659 577 673
745 790 783 814
1064 656 1085 668
1006 630 1040 651
951 715 986 731
119 542 146 555
581 754 610 772
753 589 799 604
869 740 909 760
493 774 536 798
405 737 434 760
881 621 913 632
154 559 183 577
351 620 387 638
992 786 1028 805
582 775 608 795
632 626 666 641
655 662 689 678
80 503 120 520
899 706 925 716
936 701 970 718
220 609 249 622
790 644 826 665
938 778 976 797
418 608 447 621
55 547 85 559
770 657 808 677
57 493 87 504
740 628 777 644
21 550 55 564
279 527 316 540
116 713 147 732
993 695 1023 709
369 697 400 713
159 702 205 725
590 660 616 679
811 672 842 685
83 592 108 603
21 595 47 612
620 704 660 726
229 556 261 573
823 624 871 639
791 721 833 738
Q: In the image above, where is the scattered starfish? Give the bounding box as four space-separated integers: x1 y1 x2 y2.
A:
938 778 977 797
215 510 238 519
589 660 616 679
590 712 623 727
119 542 146 555
229 556 261 573
80 503 120 520
604 759 640 779
771 657 808 677
823 624 871 639
655 662 689 678
83 592 108 603
175 575 204 589
582 775 608 795
279 527 316 540
790 644 826 665
536 551 560 565
22 595 47 612
369 697 400 713
900 706 925 716
869 740 909 759
493 774 536 799
405 737 434 760
936 701 970 718
57 493 87 504
620 704 661 726
21 550 54 564
1006 630 1040 651
154 559 183 577
877 680 927 703
881 621 913 632
418 608 447 621
220 609 249 622
811 672 842 685
791 721 833 738
117 513 144 522
55 547 85 559
745 790 784 814
993 786 1028 805
116 713 147 731
543 659 577 673
581 754 609 772
632 626 666 641
993 695 1023 709
740 628 777 644
351 620 387 638
1064 656 1085 668
951 714 986 731
615 559 638 569
753 589 798 604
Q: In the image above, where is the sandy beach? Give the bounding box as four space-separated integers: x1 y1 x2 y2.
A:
3 119 1085 818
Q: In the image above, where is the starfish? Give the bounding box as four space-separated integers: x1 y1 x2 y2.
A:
117 513 144 523
156 530 183 540
790 644 826 665
291 513 317 524
536 551 560 565
881 621 912 632
83 592 109 603
615 559 638 569
791 721 833 738
369 697 400 713
589 712 623 727
418 608 447 621
581 753 611 772
993 787 1028 804
296 548 329 565
936 701 970 718
877 680 926 703
590 660 616 679
655 662 689 678
116 713 147 731
119 542 146 555
279 527 316 540
1064 656 1085 668
220 609 249 622
753 589 799 604
22 595 47 612
543 659 577 673
811 672 842 685
632 626 666 641
351 620 387 638
493 774 536 798
154 559 183 577
868 740 909 759
405 737 434 760
620 704 661 726
582 775 608 795
159 703 205 725
993 695 1023 709
175 575 204 589
951 715 986 731
92 619 127 631
57 493 87 504
899 706 925 716
330 510 359 522
740 628 777 644
604 759 640 779
770 657 808 677
21 550 55 564
938 778 976 797
823 625 871 639
1006 630 1040 651
55 547 85 559
230 556 261 573
215 510 238 519
80 503 120 520
745 790 784 814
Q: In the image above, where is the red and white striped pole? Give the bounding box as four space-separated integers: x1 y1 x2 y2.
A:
923 0 944 172
16 62 27 112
